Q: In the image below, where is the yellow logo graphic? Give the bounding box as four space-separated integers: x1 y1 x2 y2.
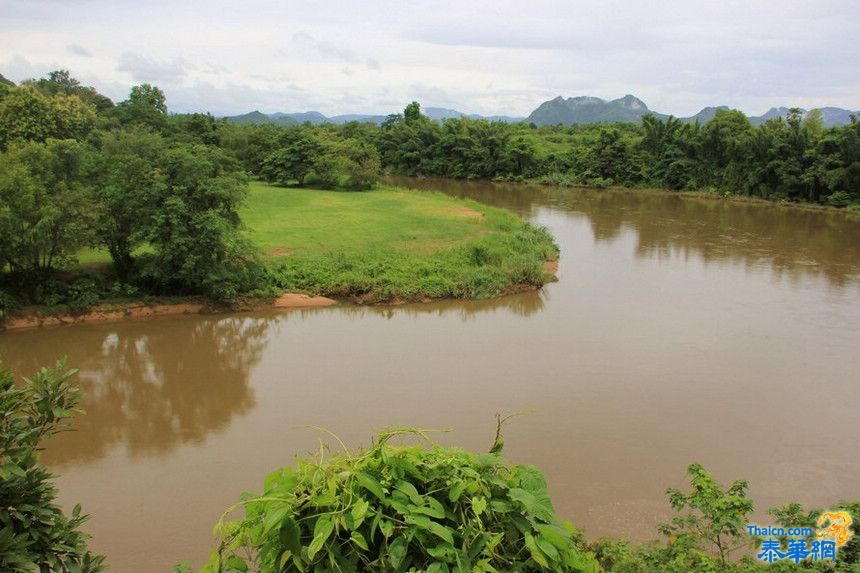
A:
817 511 854 548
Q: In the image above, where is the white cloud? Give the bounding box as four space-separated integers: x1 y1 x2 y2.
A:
116 52 190 84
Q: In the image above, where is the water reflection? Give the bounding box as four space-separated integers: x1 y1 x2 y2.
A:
387 176 860 287
1 315 273 466
336 289 547 320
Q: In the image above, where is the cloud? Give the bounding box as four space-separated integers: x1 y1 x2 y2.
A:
66 43 92 57
116 52 189 84
291 31 380 70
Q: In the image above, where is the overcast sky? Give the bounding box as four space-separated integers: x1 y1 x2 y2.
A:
2 0 858 117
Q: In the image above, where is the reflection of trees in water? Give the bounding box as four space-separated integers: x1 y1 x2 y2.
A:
387 176 860 287
35 316 274 467
330 289 546 321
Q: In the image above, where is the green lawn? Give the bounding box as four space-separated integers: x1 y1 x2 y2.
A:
244 181 505 256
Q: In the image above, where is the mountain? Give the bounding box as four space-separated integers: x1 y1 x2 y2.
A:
0 73 14 87
526 95 857 127
329 114 389 125
748 106 857 127
225 110 297 126
526 94 667 125
680 106 730 124
272 111 328 124
224 107 524 126
421 107 523 122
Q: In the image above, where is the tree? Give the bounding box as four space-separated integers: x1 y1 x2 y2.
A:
0 87 55 147
88 128 166 280
137 144 258 297
260 130 322 186
0 86 97 149
107 83 168 130
27 70 114 112
0 360 105 572
404 100 422 123
0 139 96 289
128 83 167 114
659 463 754 565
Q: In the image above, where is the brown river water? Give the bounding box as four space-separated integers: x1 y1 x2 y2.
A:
1 178 859 571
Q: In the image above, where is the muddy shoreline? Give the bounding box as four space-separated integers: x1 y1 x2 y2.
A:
1 261 557 331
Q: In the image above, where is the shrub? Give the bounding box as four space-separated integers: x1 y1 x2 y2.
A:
0 360 104 572
206 428 598 573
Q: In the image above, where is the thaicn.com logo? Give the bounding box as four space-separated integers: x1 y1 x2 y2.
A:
747 511 854 564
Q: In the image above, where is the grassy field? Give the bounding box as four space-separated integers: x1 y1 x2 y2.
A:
254 182 558 301
77 181 559 302
244 181 503 256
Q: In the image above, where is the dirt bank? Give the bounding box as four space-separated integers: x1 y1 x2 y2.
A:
2 293 338 331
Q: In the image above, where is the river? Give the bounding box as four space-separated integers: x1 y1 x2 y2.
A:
1 178 858 571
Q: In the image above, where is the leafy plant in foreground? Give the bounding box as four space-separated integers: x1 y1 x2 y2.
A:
206 428 598 573
0 360 104 572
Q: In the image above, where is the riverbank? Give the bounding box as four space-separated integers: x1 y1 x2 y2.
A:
1 293 338 331
534 181 860 218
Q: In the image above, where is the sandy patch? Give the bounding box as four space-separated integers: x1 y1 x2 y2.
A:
268 247 296 257
458 208 484 219
273 293 337 308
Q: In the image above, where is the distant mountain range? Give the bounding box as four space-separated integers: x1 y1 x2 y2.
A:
225 96 858 128
224 107 525 126
525 95 858 127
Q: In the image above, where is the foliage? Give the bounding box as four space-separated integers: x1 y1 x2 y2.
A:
0 139 96 292
87 127 166 280
0 86 97 149
260 128 381 190
135 144 258 297
206 428 598 573
589 465 859 573
660 462 754 564
0 360 105 572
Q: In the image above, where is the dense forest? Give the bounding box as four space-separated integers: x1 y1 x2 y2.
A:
1 71 858 315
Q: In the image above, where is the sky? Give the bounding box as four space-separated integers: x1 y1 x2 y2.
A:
1 0 858 118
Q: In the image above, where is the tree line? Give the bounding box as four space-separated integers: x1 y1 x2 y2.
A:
237 100 859 207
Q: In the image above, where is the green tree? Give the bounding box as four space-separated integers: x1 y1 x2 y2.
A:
404 100 422 123
0 86 97 149
128 83 167 113
659 463 754 565
138 144 258 297
88 128 166 280
0 139 96 289
0 360 105 572
260 130 323 186
106 83 169 130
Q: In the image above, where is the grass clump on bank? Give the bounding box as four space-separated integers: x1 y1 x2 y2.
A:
248 182 558 302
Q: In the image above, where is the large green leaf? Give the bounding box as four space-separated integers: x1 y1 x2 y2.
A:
388 536 408 569
306 515 334 560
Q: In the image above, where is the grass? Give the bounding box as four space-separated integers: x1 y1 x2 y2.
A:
253 182 559 302
243 181 498 256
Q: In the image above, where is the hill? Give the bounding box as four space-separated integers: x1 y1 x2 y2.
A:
527 95 857 127
526 94 666 125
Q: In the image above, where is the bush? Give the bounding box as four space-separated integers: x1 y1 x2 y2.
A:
206 428 598 573
0 360 104 572
825 191 853 208
66 274 103 314
0 289 18 322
